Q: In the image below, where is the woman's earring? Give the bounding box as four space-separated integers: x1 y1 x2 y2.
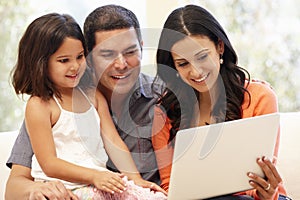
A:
220 54 224 65
176 72 180 78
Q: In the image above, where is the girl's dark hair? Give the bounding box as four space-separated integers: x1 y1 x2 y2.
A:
11 13 91 100
154 4 250 143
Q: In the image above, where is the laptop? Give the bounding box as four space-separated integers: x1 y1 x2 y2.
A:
167 113 280 200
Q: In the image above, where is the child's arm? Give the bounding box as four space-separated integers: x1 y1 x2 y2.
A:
94 91 167 195
94 91 141 178
25 96 126 194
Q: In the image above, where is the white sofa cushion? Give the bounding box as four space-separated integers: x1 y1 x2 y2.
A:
0 131 18 199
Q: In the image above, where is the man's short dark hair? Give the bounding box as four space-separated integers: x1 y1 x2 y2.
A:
84 4 142 53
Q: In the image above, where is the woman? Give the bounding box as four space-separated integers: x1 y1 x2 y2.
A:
152 4 288 200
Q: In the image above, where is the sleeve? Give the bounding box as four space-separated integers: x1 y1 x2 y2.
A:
239 80 287 199
6 121 33 169
242 80 278 117
152 105 174 192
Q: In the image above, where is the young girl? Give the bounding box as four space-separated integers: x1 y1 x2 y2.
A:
11 13 166 199
152 5 288 200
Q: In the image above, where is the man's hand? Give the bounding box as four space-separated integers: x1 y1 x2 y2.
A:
28 181 78 200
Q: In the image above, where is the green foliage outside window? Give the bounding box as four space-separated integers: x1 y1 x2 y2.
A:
0 0 299 131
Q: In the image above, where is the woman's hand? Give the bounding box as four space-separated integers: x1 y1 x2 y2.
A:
28 181 78 200
248 156 282 200
133 178 168 196
92 170 127 194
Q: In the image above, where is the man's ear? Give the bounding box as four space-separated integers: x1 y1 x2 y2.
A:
218 39 224 54
139 40 144 51
139 40 144 58
86 54 93 68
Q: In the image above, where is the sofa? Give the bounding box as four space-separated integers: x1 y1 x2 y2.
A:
276 112 300 199
1 112 299 199
0 130 18 199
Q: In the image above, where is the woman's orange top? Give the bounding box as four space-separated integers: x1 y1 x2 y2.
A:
152 80 287 200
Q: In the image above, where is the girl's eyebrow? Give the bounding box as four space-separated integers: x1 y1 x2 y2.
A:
57 55 70 59
56 50 85 58
77 50 85 56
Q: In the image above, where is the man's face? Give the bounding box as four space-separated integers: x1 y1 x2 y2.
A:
91 28 142 96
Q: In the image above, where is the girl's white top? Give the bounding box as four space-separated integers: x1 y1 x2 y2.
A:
31 88 108 189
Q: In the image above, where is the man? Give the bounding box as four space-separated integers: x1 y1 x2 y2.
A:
5 5 164 199
84 4 163 185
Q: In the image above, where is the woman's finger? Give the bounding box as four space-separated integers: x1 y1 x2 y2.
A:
262 156 282 183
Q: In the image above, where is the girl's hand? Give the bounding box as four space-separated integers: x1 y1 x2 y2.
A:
133 178 168 196
92 170 127 194
247 156 282 200
28 180 79 200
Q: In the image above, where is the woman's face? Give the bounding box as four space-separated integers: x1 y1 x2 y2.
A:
171 35 224 93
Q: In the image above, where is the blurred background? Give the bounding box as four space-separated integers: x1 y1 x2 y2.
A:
1 0 299 132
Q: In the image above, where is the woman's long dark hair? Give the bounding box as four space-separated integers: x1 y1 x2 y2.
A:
153 5 250 143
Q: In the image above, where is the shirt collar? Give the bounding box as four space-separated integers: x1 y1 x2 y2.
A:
131 73 155 100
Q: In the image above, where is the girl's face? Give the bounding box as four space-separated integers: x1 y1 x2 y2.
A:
171 35 224 93
48 37 86 90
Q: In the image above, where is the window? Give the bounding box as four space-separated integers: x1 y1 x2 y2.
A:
1 0 299 131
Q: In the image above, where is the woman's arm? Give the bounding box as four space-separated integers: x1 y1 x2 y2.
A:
5 164 77 200
241 81 287 199
25 96 126 194
152 105 173 193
